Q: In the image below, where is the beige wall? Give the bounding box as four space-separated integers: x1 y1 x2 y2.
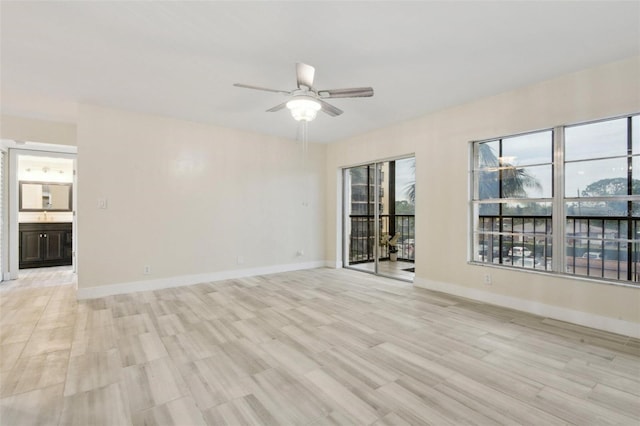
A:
326 56 640 324
0 115 77 146
77 105 325 289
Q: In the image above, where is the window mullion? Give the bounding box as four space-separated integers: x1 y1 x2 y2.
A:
552 126 566 274
627 116 633 281
498 140 504 264
469 143 478 261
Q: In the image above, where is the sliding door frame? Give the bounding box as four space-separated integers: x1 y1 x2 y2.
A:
342 154 415 282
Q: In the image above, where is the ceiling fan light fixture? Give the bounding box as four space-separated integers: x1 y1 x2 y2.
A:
286 97 321 122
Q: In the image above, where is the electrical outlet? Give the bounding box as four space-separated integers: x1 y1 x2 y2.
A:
297 250 304 257
97 198 108 209
143 265 151 275
483 273 492 285
237 256 244 265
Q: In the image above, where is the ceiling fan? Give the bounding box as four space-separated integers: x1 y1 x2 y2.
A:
233 62 374 122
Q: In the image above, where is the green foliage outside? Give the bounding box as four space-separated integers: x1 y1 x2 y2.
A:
395 200 415 215
566 177 640 217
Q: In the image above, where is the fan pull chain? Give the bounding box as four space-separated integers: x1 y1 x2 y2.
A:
301 120 309 160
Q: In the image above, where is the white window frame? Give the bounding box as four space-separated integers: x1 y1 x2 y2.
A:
469 113 640 287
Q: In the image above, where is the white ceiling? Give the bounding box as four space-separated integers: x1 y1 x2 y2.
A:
1 1 638 143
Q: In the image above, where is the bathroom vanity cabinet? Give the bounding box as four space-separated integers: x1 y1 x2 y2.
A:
19 222 73 269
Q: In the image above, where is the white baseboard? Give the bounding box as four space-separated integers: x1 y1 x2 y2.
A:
76 260 327 300
414 277 640 339
325 260 343 268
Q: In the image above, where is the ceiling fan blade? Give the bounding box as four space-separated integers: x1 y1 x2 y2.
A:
317 87 374 98
233 83 289 94
296 63 315 89
318 99 343 117
266 102 288 112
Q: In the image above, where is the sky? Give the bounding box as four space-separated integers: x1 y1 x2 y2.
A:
478 116 638 199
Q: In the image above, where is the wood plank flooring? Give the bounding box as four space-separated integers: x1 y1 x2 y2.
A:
1 266 639 425
347 260 415 281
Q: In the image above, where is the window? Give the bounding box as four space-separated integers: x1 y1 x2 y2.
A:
565 116 640 281
472 130 554 271
471 114 640 285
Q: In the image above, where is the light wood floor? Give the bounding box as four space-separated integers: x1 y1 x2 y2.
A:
1 266 639 425
348 260 415 281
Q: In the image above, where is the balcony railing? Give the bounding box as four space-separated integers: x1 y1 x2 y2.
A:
349 214 415 264
476 215 640 283
566 216 640 282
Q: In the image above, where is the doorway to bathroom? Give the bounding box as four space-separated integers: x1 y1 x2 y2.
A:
3 142 77 281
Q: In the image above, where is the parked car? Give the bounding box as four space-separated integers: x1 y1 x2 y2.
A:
502 256 541 268
508 246 532 257
582 252 602 260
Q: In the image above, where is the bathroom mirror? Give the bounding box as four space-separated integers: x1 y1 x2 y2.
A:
19 181 72 212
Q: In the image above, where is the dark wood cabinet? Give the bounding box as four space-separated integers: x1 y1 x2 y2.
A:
19 223 72 269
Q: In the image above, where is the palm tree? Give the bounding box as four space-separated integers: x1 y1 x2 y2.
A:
478 143 541 199
404 159 416 204
402 146 540 202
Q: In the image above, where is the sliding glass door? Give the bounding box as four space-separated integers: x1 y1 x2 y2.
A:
343 157 415 281
0 150 4 282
